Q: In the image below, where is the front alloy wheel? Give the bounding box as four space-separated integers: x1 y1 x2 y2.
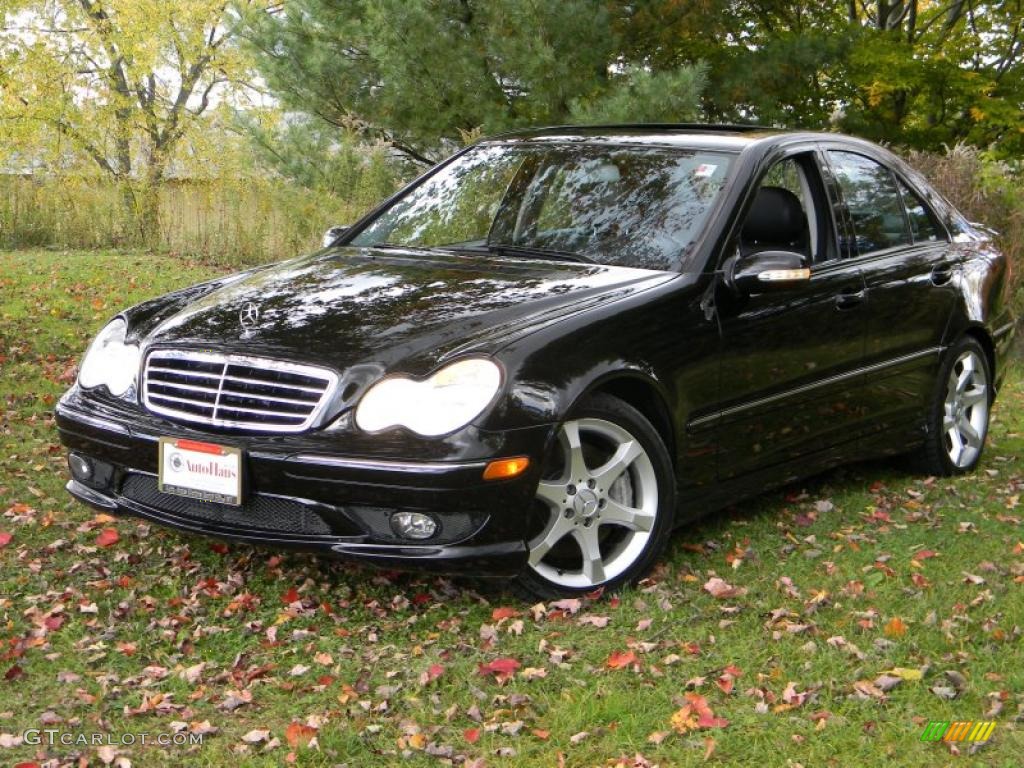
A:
517 394 674 598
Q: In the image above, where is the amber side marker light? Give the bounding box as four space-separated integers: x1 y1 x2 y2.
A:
483 457 531 481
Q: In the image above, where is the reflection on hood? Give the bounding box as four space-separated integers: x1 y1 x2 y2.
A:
142 247 673 372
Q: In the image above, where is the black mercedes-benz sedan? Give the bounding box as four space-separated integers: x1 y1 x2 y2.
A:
57 125 1015 597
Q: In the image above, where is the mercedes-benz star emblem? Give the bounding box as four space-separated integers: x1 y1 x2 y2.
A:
239 302 260 329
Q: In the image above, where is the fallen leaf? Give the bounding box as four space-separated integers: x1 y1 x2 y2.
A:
478 657 521 682
883 617 907 638
420 663 444 685
606 650 639 670
0 532 12 548
96 528 119 547
284 722 317 748
491 606 520 622
703 576 746 599
670 692 728 733
463 728 480 744
883 667 923 681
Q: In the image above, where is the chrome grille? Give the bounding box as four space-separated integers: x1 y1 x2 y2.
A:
142 350 337 432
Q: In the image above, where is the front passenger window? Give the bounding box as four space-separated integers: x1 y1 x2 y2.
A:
828 151 912 255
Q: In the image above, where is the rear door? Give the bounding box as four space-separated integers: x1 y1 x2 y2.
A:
822 147 959 448
712 148 871 479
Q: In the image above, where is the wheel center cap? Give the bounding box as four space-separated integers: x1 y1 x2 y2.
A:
574 489 600 519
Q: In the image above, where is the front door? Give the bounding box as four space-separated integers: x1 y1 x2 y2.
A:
712 150 870 480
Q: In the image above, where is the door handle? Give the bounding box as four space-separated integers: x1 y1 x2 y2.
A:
931 266 954 285
834 287 866 310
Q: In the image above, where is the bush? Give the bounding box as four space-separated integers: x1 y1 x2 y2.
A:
905 145 1024 317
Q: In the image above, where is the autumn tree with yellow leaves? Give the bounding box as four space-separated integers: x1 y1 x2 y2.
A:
0 0 258 241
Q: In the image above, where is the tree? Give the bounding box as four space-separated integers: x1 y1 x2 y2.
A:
240 0 707 166
618 0 1024 156
0 0 256 240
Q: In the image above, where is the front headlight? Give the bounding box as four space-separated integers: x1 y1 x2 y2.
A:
78 318 141 397
355 358 502 436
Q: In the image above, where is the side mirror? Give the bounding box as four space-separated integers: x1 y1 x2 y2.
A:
322 225 350 249
728 250 810 294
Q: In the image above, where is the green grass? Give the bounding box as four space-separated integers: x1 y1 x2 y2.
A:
1 248 1022 767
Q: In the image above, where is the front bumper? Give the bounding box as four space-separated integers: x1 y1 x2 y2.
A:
56 389 554 576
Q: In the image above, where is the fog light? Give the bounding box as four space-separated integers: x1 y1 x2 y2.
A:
390 511 438 540
68 453 93 481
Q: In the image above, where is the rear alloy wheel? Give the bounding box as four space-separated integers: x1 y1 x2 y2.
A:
919 337 992 475
516 394 674 598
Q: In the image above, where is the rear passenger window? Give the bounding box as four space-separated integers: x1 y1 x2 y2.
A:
897 180 944 243
828 151 912 255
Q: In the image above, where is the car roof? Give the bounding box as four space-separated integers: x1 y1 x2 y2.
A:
483 124 853 153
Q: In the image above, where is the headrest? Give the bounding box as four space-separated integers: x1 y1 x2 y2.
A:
742 186 805 244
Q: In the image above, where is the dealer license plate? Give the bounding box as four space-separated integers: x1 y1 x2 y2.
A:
158 437 242 505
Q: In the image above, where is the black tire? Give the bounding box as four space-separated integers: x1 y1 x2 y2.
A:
916 336 992 476
514 393 676 600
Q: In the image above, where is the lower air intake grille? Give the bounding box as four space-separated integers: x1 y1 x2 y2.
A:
142 350 337 433
120 473 334 535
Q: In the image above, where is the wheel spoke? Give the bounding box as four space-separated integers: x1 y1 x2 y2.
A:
591 439 642 489
947 427 964 464
959 419 982 448
955 364 973 394
572 526 606 584
536 480 567 509
528 515 573 567
961 386 986 407
601 499 655 532
558 421 589 482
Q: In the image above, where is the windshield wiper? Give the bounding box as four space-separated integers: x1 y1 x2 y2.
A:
485 243 595 264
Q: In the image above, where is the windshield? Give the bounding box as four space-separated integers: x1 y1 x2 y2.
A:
350 143 734 271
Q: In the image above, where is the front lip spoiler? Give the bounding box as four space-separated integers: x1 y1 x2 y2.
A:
66 479 529 576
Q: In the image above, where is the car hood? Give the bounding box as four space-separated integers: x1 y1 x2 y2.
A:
141 247 673 373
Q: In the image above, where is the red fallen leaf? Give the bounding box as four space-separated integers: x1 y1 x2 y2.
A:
96 528 119 547
421 663 444 684
281 587 300 604
464 727 481 744
209 542 230 554
317 675 334 686
532 729 550 740
716 676 734 694
0 532 12 548
914 549 938 560
478 657 521 681
5 664 25 681
285 722 317 748
411 592 432 606
44 615 64 632
14 763 41 768
606 650 639 670
670 692 728 733
491 606 520 622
